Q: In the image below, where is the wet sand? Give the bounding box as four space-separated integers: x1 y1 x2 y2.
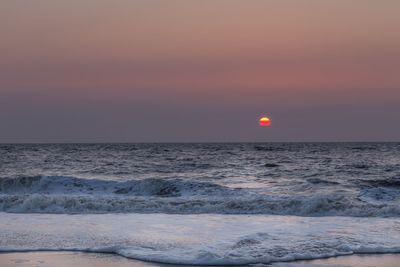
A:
271 253 400 267
0 252 154 267
1 252 400 267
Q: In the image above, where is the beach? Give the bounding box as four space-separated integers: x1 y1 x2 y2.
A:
1 143 400 266
2 0 399 265
1 252 400 267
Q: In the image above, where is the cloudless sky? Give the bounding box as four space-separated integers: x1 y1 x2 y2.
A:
1 0 399 142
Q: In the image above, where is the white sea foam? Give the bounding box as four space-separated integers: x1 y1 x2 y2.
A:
1 213 400 265
1 175 400 216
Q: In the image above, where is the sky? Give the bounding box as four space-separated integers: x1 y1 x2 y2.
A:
0 0 399 143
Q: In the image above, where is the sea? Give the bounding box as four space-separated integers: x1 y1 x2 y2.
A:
1 143 400 265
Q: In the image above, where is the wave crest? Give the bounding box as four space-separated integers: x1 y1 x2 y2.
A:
1 175 400 216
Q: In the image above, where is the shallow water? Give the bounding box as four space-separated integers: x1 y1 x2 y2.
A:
2 213 400 265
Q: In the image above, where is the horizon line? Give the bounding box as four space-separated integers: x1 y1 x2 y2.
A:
1 141 399 145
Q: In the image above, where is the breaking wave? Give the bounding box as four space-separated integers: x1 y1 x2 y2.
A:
1 175 400 216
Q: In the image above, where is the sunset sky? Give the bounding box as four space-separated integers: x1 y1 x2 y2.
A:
1 0 399 142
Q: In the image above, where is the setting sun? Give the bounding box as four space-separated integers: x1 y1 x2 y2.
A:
259 117 271 127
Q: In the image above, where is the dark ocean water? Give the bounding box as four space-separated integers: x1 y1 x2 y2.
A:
1 143 400 265
1 142 399 216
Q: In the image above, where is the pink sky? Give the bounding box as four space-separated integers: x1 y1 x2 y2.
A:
0 1 399 142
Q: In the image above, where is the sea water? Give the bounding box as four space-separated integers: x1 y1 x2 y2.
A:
1 143 400 264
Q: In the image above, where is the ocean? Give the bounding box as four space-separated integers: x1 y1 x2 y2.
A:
1 143 400 265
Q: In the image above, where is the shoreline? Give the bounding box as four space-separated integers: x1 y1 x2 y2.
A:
1 252 400 267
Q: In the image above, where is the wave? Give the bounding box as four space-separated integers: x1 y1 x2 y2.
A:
2 193 400 216
1 213 400 265
4 246 400 265
1 176 400 216
0 175 228 197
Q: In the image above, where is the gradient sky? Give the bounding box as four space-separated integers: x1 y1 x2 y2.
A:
1 0 399 142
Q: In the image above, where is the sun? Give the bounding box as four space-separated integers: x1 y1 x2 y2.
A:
259 116 271 126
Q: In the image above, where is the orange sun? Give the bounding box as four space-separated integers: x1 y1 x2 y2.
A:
259 117 271 126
